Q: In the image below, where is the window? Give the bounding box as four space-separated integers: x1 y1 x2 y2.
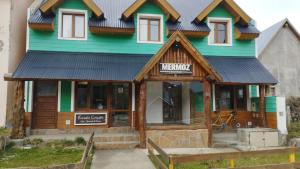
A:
59 9 87 40
208 18 232 46
138 14 163 43
76 82 108 110
216 85 247 111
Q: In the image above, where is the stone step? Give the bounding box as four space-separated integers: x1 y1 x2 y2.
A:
31 127 137 135
94 133 139 142
94 141 140 150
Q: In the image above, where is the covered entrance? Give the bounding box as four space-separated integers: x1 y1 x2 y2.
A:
32 81 58 129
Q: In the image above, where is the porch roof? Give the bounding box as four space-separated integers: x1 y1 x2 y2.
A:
12 50 152 81
12 51 277 84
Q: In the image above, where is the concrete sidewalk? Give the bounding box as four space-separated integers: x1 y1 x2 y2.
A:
91 149 156 169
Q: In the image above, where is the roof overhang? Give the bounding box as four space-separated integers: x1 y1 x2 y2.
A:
194 0 251 26
135 31 222 82
40 0 104 18
122 0 180 22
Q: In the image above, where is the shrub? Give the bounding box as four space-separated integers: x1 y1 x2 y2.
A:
74 137 86 145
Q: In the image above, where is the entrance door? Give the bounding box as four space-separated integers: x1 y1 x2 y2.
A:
32 81 58 129
163 82 182 123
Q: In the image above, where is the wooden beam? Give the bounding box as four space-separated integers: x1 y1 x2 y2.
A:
82 0 104 18
235 28 259 40
224 0 251 25
11 81 25 139
122 0 147 20
90 26 135 35
29 22 55 32
194 0 222 23
4 73 14 81
138 81 147 148
40 0 63 13
204 80 212 147
259 85 267 127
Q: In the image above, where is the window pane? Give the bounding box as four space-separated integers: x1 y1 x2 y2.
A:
75 15 85 38
90 83 107 110
112 83 129 110
112 112 129 126
217 86 233 110
77 83 88 108
139 19 148 41
150 20 159 41
236 86 246 109
213 22 227 44
62 14 72 38
37 81 57 96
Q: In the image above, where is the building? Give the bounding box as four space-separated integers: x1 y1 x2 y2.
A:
0 0 34 127
7 0 277 148
257 19 300 98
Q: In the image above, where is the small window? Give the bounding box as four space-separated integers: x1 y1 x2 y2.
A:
138 14 163 43
59 9 87 40
208 18 232 46
216 85 247 111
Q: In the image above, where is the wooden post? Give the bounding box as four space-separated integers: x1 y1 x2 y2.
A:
204 80 212 147
11 81 25 139
229 159 235 168
169 157 174 169
259 85 266 127
138 81 147 148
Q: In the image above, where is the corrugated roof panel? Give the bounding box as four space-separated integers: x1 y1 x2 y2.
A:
206 57 278 84
13 51 152 81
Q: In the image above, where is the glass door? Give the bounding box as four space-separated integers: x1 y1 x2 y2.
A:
163 82 182 124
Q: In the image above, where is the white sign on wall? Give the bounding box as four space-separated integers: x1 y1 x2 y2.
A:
159 63 192 74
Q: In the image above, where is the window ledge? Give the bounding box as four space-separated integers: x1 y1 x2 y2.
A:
137 40 164 44
208 43 232 47
58 37 87 41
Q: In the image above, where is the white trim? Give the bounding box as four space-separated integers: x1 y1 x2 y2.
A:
24 81 28 111
74 112 108 126
26 8 30 51
71 81 75 112
29 81 33 112
137 13 164 44
212 84 216 111
58 81 61 112
207 17 232 46
58 8 88 41
131 83 135 127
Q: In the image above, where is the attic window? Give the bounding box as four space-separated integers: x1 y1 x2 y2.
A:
208 17 232 46
137 14 163 44
58 9 88 40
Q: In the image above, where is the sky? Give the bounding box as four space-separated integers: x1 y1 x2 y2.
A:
235 0 300 32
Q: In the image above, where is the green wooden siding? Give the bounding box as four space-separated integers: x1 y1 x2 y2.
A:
251 96 277 113
250 85 258 97
60 81 72 112
29 0 255 57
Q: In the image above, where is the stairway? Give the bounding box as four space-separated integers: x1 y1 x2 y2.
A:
93 127 140 150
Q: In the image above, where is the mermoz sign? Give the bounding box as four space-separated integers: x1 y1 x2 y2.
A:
160 63 193 74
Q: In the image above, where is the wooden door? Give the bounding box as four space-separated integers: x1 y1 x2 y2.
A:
32 81 58 129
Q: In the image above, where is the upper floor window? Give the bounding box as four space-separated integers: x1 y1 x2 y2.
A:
208 17 232 46
137 14 163 44
58 9 87 40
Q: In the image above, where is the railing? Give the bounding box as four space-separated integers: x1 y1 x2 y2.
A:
82 131 95 168
147 138 300 169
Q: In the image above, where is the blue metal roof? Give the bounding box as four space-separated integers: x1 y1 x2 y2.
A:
13 51 152 81
206 57 278 84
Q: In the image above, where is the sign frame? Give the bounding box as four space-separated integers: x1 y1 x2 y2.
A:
74 112 108 126
159 63 193 74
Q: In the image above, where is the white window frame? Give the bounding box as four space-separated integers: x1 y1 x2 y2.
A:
207 17 232 46
58 8 88 41
137 13 164 44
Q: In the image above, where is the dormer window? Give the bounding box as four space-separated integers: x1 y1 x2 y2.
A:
208 17 232 46
58 9 88 40
137 14 163 44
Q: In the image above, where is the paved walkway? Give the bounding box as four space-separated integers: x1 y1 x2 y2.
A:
91 149 156 169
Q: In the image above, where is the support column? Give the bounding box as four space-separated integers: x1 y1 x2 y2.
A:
138 81 147 148
259 85 267 127
204 80 212 147
11 81 25 139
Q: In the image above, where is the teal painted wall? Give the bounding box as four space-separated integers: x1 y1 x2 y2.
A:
251 96 277 113
250 85 258 98
29 0 255 57
60 81 72 112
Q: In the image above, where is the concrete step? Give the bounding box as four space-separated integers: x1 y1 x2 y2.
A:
31 127 137 135
94 141 140 150
94 133 139 142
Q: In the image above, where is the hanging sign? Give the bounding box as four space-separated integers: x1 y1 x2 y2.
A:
74 113 107 125
159 63 193 74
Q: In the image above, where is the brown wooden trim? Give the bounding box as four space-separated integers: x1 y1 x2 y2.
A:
211 21 228 44
90 26 135 35
139 17 161 42
194 0 251 26
204 80 212 147
29 22 55 31
135 31 222 82
122 0 180 21
167 29 209 38
235 28 259 40
40 0 63 13
259 85 267 127
82 0 104 18
61 13 86 39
